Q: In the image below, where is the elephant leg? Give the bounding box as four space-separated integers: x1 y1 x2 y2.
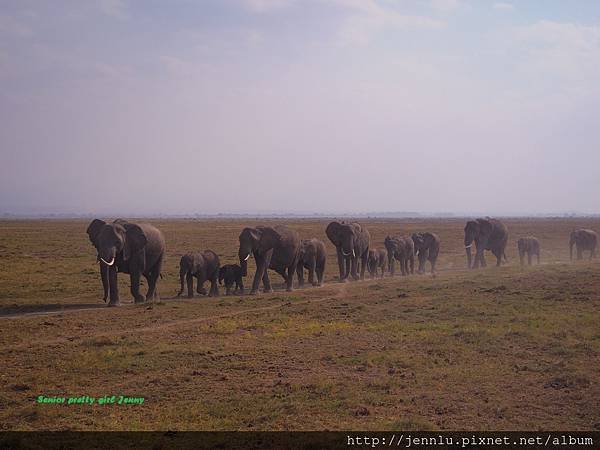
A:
519 250 524 267
262 253 273 293
388 255 394 276
130 271 145 304
418 251 427 274
208 276 219 297
480 250 487 267
108 265 120 306
492 249 501 267
577 247 582 260
296 264 305 287
285 262 297 292
146 271 158 301
317 266 324 286
349 255 358 281
361 253 368 280
197 275 208 295
527 252 532 266
472 251 479 269
178 272 186 297
186 273 194 298
308 259 317 286
146 258 162 300
409 255 414 274
336 249 346 281
262 271 272 293
250 257 265 294
430 257 436 274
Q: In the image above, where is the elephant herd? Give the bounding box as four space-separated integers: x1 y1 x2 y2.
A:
86 218 598 307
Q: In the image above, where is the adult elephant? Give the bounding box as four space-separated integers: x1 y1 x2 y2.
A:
325 221 370 282
296 238 327 287
570 229 597 260
238 225 301 294
464 218 508 269
384 235 414 276
412 232 440 274
86 219 165 306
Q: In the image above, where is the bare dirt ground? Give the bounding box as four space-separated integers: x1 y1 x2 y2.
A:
1 218 599 430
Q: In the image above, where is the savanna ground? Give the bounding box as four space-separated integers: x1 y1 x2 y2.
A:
0 218 599 431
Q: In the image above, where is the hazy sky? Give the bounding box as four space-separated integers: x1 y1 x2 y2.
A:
1 0 599 215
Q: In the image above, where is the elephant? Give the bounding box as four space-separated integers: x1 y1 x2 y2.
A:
86 219 165 306
177 250 220 298
464 218 508 269
411 232 440 274
238 225 301 294
325 221 370 282
367 248 387 279
384 235 414 276
517 236 540 266
296 238 326 287
219 264 244 296
570 229 597 260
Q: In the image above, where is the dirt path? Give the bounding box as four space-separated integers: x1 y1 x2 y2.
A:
0 274 361 319
2 282 350 351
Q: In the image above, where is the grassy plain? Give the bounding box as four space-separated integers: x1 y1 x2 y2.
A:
0 218 599 430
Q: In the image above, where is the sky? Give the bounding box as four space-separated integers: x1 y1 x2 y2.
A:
1 0 599 216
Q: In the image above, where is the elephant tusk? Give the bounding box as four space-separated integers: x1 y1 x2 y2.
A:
352 249 356 258
99 257 115 266
464 244 473 249
244 253 251 261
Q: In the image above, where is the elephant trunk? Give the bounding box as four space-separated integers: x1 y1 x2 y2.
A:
178 270 185 297
465 245 473 269
240 258 248 277
464 235 474 269
100 261 109 302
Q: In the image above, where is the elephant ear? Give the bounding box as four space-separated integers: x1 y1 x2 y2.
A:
123 224 148 261
326 221 343 246
423 233 434 247
86 219 106 248
256 226 281 253
465 220 478 232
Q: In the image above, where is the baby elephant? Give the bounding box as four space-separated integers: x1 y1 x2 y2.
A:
178 250 220 298
296 238 326 287
219 264 244 295
411 232 440 274
517 237 540 266
367 248 387 278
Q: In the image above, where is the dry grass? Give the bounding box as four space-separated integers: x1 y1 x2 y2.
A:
0 218 599 430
